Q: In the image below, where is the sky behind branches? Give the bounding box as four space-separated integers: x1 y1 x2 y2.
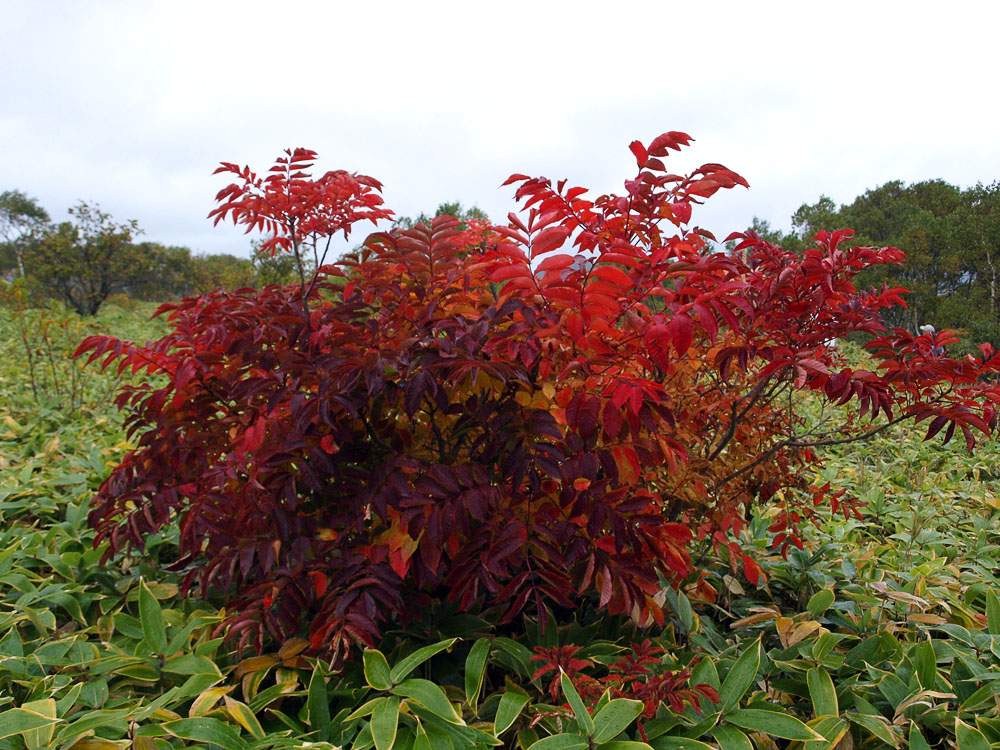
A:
3 1 998 257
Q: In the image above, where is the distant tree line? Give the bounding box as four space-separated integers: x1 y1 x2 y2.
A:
745 180 1000 350
0 191 487 316
0 191 316 315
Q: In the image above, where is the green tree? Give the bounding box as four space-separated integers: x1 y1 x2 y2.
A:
782 181 1000 348
189 252 256 291
24 202 140 316
393 200 488 230
250 239 311 286
0 190 50 278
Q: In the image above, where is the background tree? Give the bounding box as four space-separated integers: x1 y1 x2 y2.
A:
24 202 139 316
250 239 311 286
189 252 256 291
393 200 488 230
747 182 1000 350
0 189 50 278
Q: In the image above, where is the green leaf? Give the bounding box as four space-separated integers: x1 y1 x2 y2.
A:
648 737 716 750
986 589 1000 635
689 657 720 693
55 708 132 745
913 639 937 690
725 709 822 741
413 720 431 750
138 579 167 653
495 687 531 735
806 668 838 717
0 709 61 742
162 717 247 750
591 698 643 744
18 700 57 750
371 695 400 750
464 638 491 708
307 666 331 741
710 725 753 750
956 717 991 750
677 591 695 633
719 638 761 712
811 632 849 663
806 589 835 617
803 717 849 750
222 696 265 741
846 712 900 748
561 670 595 736
392 678 462 724
364 649 393 691
344 697 385 722
597 742 654 750
390 638 457 683
161 653 222 676
526 733 588 750
908 723 931 750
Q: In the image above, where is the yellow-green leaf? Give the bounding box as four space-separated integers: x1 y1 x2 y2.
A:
223 696 265 740
719 638 761 712
806 668 838 717
138 579 167 653
370 695 400 750
363 649 392 691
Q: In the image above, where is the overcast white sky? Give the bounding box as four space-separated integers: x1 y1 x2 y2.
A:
3 1 998 257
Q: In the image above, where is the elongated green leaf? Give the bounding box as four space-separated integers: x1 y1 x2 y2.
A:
392 678 462 724
648 737 716 750
591 699 643 744
390 638 457 683
561 670 595 736
803 716 848 750
811 632 848 663
162 717 246 750
55 708 131 745
0 709 61 742
495 687 531 735
725 710 822 741
806 589 835 617
806 668 838 717
719 639 760 712
986 589 1000 634
223 696 265 740
138 579 167 653
364 649 392 691
689 657 720 693
597 742 653 750
464 638 491 708
957 717 991 750
846 712 900 748
913 639 937 690
371 696 400 750
19 700 57 750
710 725 753 750
909 723 931 750
413 720 431 750
527 733 588 750
307 666 331 741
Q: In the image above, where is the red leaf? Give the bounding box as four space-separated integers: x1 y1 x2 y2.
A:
531 226 572 259
629 140 649 167
671 201 692 225
670 314 694 356
567 394 601 438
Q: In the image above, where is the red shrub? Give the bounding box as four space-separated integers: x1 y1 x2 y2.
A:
78 135 1000 663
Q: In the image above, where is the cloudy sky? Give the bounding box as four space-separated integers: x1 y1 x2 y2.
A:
3 1 998 258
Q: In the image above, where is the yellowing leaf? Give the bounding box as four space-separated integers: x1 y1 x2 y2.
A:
189 686 233 717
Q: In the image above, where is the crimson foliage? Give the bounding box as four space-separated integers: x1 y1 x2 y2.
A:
78 137 1000 662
